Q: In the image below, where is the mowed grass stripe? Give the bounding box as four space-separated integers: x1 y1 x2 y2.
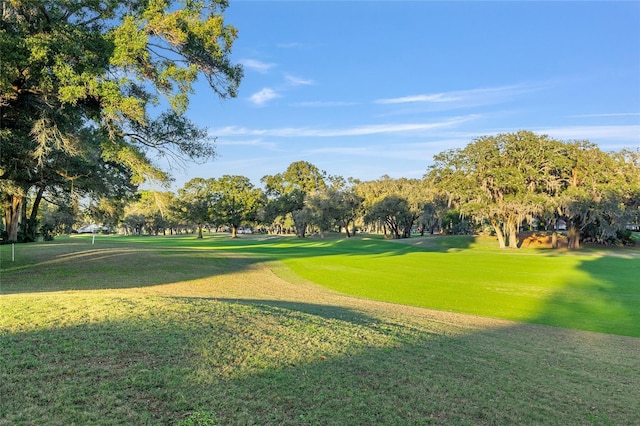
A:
284 251 575 315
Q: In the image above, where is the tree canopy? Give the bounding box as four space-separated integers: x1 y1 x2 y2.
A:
261 161 328 237
428 131 640 248
1 0 242 241
210 175 263 238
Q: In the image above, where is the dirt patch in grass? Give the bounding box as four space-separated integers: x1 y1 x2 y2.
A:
519 231 569 249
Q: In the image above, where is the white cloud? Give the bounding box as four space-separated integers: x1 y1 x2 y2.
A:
310 147 436 164
376 93 460 104
240 59 276 74
375 83 544 107
214 138 279 150
249 88 281 106
212 115 478 137
277 42 303 49
285 74 314 86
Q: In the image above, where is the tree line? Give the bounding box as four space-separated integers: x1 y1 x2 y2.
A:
1 2 638 249
17 133 640 250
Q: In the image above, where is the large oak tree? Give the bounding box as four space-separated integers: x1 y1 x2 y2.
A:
0 0 242 241
428 131 639 249
210 175 263 238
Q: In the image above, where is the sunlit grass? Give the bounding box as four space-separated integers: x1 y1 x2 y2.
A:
281 243 640 335
4 233 639 336
1 234 639 424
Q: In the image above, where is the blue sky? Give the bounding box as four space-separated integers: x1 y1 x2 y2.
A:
163 1 640 188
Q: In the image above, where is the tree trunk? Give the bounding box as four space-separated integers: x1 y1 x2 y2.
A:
491 219 506 249
507 221 519 249
551 231 558 249
197 224 203 239
568 225 580 249
4 194 23 242
386 219 399 239
343 220 351 238
24 184 45 241
231 224 238 238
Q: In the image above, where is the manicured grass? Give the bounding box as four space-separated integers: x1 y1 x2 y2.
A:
277 236 640 337
68 232 638 337
1 234 639 424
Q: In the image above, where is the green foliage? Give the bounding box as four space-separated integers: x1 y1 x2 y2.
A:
428 131 640 249
304 185 363 237
39 199 77 237
175 176 264 238
261 161 329 237
441 209 474 235
364 195 414 239
262 161 327 197
355 176 427 237
1 0 242 241
177 178 214 238
209 175 263 237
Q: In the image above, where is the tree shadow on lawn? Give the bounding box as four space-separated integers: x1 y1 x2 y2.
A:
3 235 638 338
214 298 385 328
0 247 272 294
0 235 471 295
528 255 640 337
2 297 638 425
383 234 477 253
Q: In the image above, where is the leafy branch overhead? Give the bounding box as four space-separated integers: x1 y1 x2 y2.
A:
0 0 243 241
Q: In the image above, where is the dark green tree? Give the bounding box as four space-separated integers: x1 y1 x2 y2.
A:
210 175 263 238
177 178 214 239
558 142 639 248
428 131 639 249
429 131 565 248
364 195 414 239
356 176 425 238
261 161 327 237
1 0 242 241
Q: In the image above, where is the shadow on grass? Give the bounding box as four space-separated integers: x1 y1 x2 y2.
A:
215 298 384 328
0 246 269 294
1 297 638 425
530 255 640 337
0 234 474 295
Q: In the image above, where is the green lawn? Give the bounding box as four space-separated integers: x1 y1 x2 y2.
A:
277 236 640 337
1 234 639 425
79 232 637 337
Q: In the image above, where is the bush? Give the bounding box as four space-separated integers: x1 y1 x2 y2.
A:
616 229 635 246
